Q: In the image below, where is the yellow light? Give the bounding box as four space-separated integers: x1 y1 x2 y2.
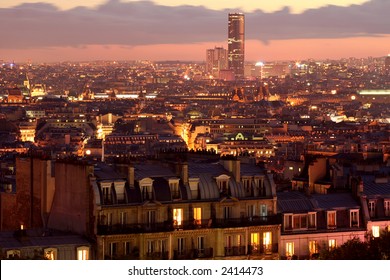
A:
85 150 91 155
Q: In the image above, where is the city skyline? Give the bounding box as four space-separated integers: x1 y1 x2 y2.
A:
0 0 390 63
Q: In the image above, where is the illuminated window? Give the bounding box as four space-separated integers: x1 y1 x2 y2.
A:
193 207 202 225
77 246 89 260
368 201 376 218
350 210 359 227
250 233 259 252
236 234 242 247
309 241 318 255
289 166 294 170
328 239 336 250
327 211 336 229
372 226 380 238
173 208 183 226
286 242 294 257
44 248 57 260
263 232 272 253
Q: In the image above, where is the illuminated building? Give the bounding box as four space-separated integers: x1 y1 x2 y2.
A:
385 55 390 75
228 13 245 79
206 47 228 78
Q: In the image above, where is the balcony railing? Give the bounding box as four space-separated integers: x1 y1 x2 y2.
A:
145 251 169 260
224 246 246 256
248 243 278 255
97 222 174 235
173 248 213 259
97 216 280 235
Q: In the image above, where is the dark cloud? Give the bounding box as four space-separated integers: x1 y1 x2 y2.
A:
0 0 389 49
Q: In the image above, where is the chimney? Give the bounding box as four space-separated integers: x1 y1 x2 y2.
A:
180 163 189 185
232 160 240 183
128 165 135 188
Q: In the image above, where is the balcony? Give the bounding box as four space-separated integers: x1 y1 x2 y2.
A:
97 216 280 235
145 251 169 260
173 248 213 259
248 243 278 255
224 246 246 256
193 248 213 259
97 222 174 235
214 216 280 228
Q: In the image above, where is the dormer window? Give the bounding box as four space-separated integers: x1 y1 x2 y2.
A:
327 211 336 229
189 178 200 200
242 177 252 196
350 209 359 227
169 178 180 200
368 200 376 218
385 200 390 217
253 176 265 197
139 178 154 201
216 174 230 196
100 181 112 204
113 181 126 204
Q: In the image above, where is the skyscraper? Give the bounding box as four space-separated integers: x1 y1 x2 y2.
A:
206 46 228 78
228 13 245 79
385 54 390 76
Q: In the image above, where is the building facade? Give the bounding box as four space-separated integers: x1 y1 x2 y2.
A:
228 13 245 79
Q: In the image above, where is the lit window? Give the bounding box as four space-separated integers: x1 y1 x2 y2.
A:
263 232 272 253
173 208 183 226
77 246 89 260
250 233 259 252
193 207 202 225
286 242 294 257
44 248 57 260
309 241 318 255
372 226 380 238
328 239 336 250
289 166 294 170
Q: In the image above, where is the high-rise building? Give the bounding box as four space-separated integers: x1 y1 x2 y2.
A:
384 54 390 75
228 13 245 79
206 46 228 78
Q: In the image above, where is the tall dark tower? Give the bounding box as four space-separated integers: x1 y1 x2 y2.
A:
385 55 390 76
228 13 245 80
